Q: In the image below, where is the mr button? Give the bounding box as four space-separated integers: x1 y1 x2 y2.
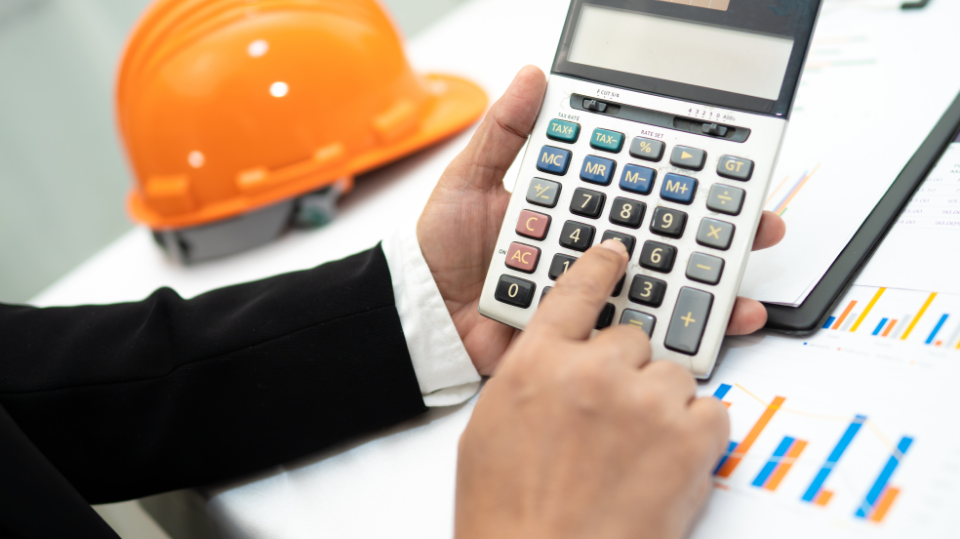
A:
505 242 541 273
665 287 714 355
536 146 572 175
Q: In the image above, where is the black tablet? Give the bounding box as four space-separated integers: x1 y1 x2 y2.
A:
764 90 960 334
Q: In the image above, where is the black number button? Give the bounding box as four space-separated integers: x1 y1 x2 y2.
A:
650 207 687 238
548 253 577 280
559 221 596 252
628 275 667 307
570 188 605 218
596 303 616 329
639 241 677 273
494 275 536 308
539 286 553 304
600 230 636 257
609 197 645 228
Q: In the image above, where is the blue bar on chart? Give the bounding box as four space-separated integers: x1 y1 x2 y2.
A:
802 415 867 503
714 441 738 475
925 314 949 345
872 318 888 336
856 436 914 519
713 384 732 400
823 316 836 329
753 436 794 487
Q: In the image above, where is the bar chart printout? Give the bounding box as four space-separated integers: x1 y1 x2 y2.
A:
856 436 914 523
752 436 808 491
802 415 867 506
715 395 785 478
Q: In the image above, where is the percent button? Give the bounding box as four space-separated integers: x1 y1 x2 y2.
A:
629 137 665 162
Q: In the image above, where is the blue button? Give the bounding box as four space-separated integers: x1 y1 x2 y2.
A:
619 164 656 194
661 173 698 204
580 155 616 185
536 146 572 175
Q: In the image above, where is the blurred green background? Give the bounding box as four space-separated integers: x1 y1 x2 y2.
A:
0 0 470 304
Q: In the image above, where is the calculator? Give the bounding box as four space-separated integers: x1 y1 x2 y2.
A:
478 0 822 378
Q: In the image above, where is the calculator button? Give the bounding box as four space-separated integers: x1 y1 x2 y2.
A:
559 221 596 251
540 286 552 304
516 210 551 240
548 253 578 280
609 197 646 228
570 188 606 218
525 178 562 208
580 155 617 185
596 303 616 329
613 275 625 297
546 119 580 143
696 218 735 250
639 241 677 273
619 309 656 337
619 164 656 195
665 287 713 355
717 155 754 181
628 275 667 307
661 173 698 205
600 230 636 257
536 146 572 175
495 275 537 308
706 184 745 216
590 128 624 153
629 137 665 162
505 242 541 273
650 207 687 238
685 253 724 285
670 146 706 171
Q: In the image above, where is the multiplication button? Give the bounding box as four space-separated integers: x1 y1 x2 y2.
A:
696 218 734 250
664 287 714 355
706 184 744 216
525 178 561 208
495 275 537 308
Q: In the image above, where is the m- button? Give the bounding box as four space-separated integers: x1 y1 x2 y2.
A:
670 146 706 171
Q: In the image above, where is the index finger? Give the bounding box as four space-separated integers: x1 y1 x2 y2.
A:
527 240 628 340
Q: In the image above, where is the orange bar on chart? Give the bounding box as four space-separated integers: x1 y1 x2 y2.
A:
901 292 937 340
869 487 901 523
815 490 834 507
850 288 886 332
831 301 857 330
716 396 786 478
882 319 898 337
764 440 808 491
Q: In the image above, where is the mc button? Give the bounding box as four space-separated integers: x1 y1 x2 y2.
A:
537 146 572 176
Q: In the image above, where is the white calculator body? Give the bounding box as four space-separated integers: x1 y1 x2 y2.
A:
478 0 822 378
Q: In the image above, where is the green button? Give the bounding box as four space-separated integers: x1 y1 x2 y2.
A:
590 128 624 153
546 119 580 143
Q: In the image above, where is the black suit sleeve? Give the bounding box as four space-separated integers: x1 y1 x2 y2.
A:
0 244 427 505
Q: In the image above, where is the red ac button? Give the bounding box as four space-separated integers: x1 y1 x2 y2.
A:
505 242 541 273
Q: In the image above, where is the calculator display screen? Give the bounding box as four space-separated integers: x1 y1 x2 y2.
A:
568 5 793 100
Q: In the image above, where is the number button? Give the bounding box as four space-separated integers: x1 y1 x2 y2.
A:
494 275 537 308
546 119 580 143
590 128 624 153
650 207 687 238
570 188 606 218
525 178 562 208
628 275 667 307
559 221 596 252
661 173 698 205
639 241 677 273
540 286 552 304
580 155 617 185
706 184 745 216
516 209 551 240
600 230 636 257
596 303 616 329
536 146 572 175
696 218 735 250
629 137 665 162
548 253 578 280
505 242 541 273
620 309 656 336
619 164 656 195
609 197 645 228
670 146 706 171
664 287 714 355
685 252 725 285
717 155 754 181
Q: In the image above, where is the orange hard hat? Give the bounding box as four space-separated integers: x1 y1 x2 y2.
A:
117 0 487 231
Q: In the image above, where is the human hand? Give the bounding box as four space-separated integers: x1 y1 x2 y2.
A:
454 239 729 539
417 66 785 375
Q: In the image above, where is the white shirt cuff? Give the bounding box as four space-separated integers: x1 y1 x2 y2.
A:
381 220 482 407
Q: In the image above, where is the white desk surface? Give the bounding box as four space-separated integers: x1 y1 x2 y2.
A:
34 0 566 537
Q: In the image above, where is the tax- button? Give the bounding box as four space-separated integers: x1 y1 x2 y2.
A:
580 155 616 185
546 119 580 143
516 210 551 240
590 128 624 153
495 275 536 309
670 146 706 171
665 287 714 355
536 146 572 175
505 242 541 273
706 184 744 216
718 155 754 181
685 252 724 285
661 173 698 204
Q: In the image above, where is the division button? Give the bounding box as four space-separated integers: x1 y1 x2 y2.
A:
596 303 616 329
619 309 656 337
600 230 636 257
525 178 562 208
590 128 625 153
609 196 646 228
559 221 596 251
516 209 551 240
650 207 688 238
505 242 541 273
629 137 665 162
570 187 606 218
495 274 537 308
548 253 578 280
696 218 735 250
685 252 725 285
536 145 572 175
665 287 714 355
706 184 745 216
619 164 656 195
628 274 667 307
639 241 677 273
670 146 706 171
661 173 698 205
717 155 755 181
580 155 617 185
546 119 580 143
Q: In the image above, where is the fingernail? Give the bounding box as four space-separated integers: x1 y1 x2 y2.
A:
600 239 627 256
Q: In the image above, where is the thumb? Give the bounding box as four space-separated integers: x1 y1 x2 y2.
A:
442 65 547 192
